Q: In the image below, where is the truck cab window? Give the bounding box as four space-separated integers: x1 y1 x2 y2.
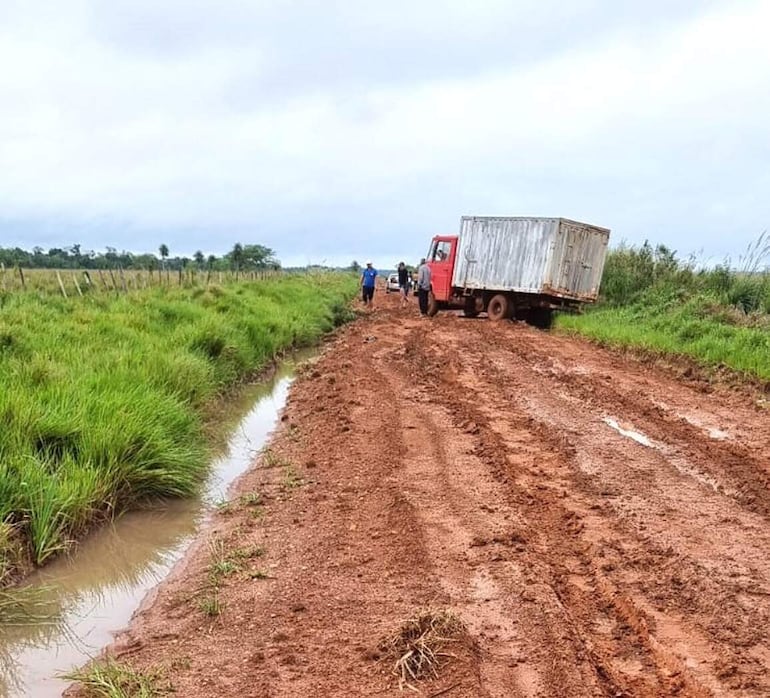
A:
433 241 452 262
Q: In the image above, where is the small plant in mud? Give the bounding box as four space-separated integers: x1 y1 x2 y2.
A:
281 464 303 491
261 447 290 468
248 569 270 580
239 490 263 507
377 609 469 690
63 657 172 697
213 497 232 514
207 538 242 584
210 558 240 579
198 590 224 617
248 505 265 520
231 545 265 560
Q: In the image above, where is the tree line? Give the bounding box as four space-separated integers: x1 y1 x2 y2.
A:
0 243 280 271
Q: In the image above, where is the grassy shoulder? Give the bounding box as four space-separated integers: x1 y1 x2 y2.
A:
556 240 770 385
0 273 357 581
557 293 770 383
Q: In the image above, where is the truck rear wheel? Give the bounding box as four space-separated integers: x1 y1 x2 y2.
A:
487 294 511 321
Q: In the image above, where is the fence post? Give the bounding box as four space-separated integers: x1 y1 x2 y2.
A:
118 266 128 293
83 271 92 289
98 269 108 291
1 262 5 291
56 271 68 298
72 273 83 296
18 266 26 291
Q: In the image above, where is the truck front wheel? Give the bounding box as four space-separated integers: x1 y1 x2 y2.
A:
463 297 479 318
487 294 511 321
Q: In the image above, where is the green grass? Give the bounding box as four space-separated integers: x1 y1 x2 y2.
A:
198 591 224 617
557 238 770 383
0 273 357 580
63 657 171 697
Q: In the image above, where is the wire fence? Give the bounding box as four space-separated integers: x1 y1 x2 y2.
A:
0 264 282 298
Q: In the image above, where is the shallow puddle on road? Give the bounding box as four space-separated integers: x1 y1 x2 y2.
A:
602 417 655 448
0 354 310 698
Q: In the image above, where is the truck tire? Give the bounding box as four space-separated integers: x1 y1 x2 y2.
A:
487 294 510 322
463 297 479 318
427 292 439 317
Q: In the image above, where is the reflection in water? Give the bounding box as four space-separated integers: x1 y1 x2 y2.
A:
0 356 305 698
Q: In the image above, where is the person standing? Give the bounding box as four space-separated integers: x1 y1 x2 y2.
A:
397 261 410 308
360 260 377 309
417 257 431 316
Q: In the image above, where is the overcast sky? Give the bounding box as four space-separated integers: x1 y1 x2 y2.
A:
1 0 769 267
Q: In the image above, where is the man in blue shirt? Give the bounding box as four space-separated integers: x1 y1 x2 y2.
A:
360 260 377 308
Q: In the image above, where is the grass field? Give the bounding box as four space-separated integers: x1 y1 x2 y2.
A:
556 239 770 384
0 273 357 581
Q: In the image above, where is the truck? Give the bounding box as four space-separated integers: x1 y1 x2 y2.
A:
425 216 610 327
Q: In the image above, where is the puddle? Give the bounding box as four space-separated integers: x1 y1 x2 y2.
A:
0 352 311 698
602 417 655 448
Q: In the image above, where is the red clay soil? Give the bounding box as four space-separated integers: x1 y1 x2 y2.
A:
72 292 770 697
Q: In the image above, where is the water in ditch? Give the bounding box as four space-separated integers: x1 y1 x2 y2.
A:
0 354 309 697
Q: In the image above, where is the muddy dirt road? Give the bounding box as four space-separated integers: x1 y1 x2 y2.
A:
93 293 770 697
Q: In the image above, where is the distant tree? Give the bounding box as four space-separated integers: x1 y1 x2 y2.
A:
225 243 279 271
194 250 205 269
242 244 278 269
207 254 217 269
69 243 82 267
104 247 118 268
230 243 244 271
159 244 169 269
349 260 361 272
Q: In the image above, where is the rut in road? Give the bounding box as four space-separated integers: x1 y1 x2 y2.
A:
91 297 770 698
397 313 770 696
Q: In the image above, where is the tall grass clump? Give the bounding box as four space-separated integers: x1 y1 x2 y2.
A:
0 273 357 579
557 234 770 383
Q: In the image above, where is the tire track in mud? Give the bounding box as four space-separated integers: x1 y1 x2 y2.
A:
468 332 770 693
498 334 770 520
401 332 706 697
418 318 770 696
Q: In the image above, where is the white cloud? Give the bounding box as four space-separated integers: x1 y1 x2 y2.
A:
0 0 768 265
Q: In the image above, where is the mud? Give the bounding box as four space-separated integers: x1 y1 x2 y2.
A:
80 294 770 697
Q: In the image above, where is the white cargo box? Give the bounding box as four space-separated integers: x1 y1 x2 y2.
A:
452 216 610 302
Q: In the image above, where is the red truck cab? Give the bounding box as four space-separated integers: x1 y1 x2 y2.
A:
426 235 458 302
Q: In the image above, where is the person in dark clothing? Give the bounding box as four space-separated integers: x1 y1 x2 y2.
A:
397 261 409 308
417 258 431 316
